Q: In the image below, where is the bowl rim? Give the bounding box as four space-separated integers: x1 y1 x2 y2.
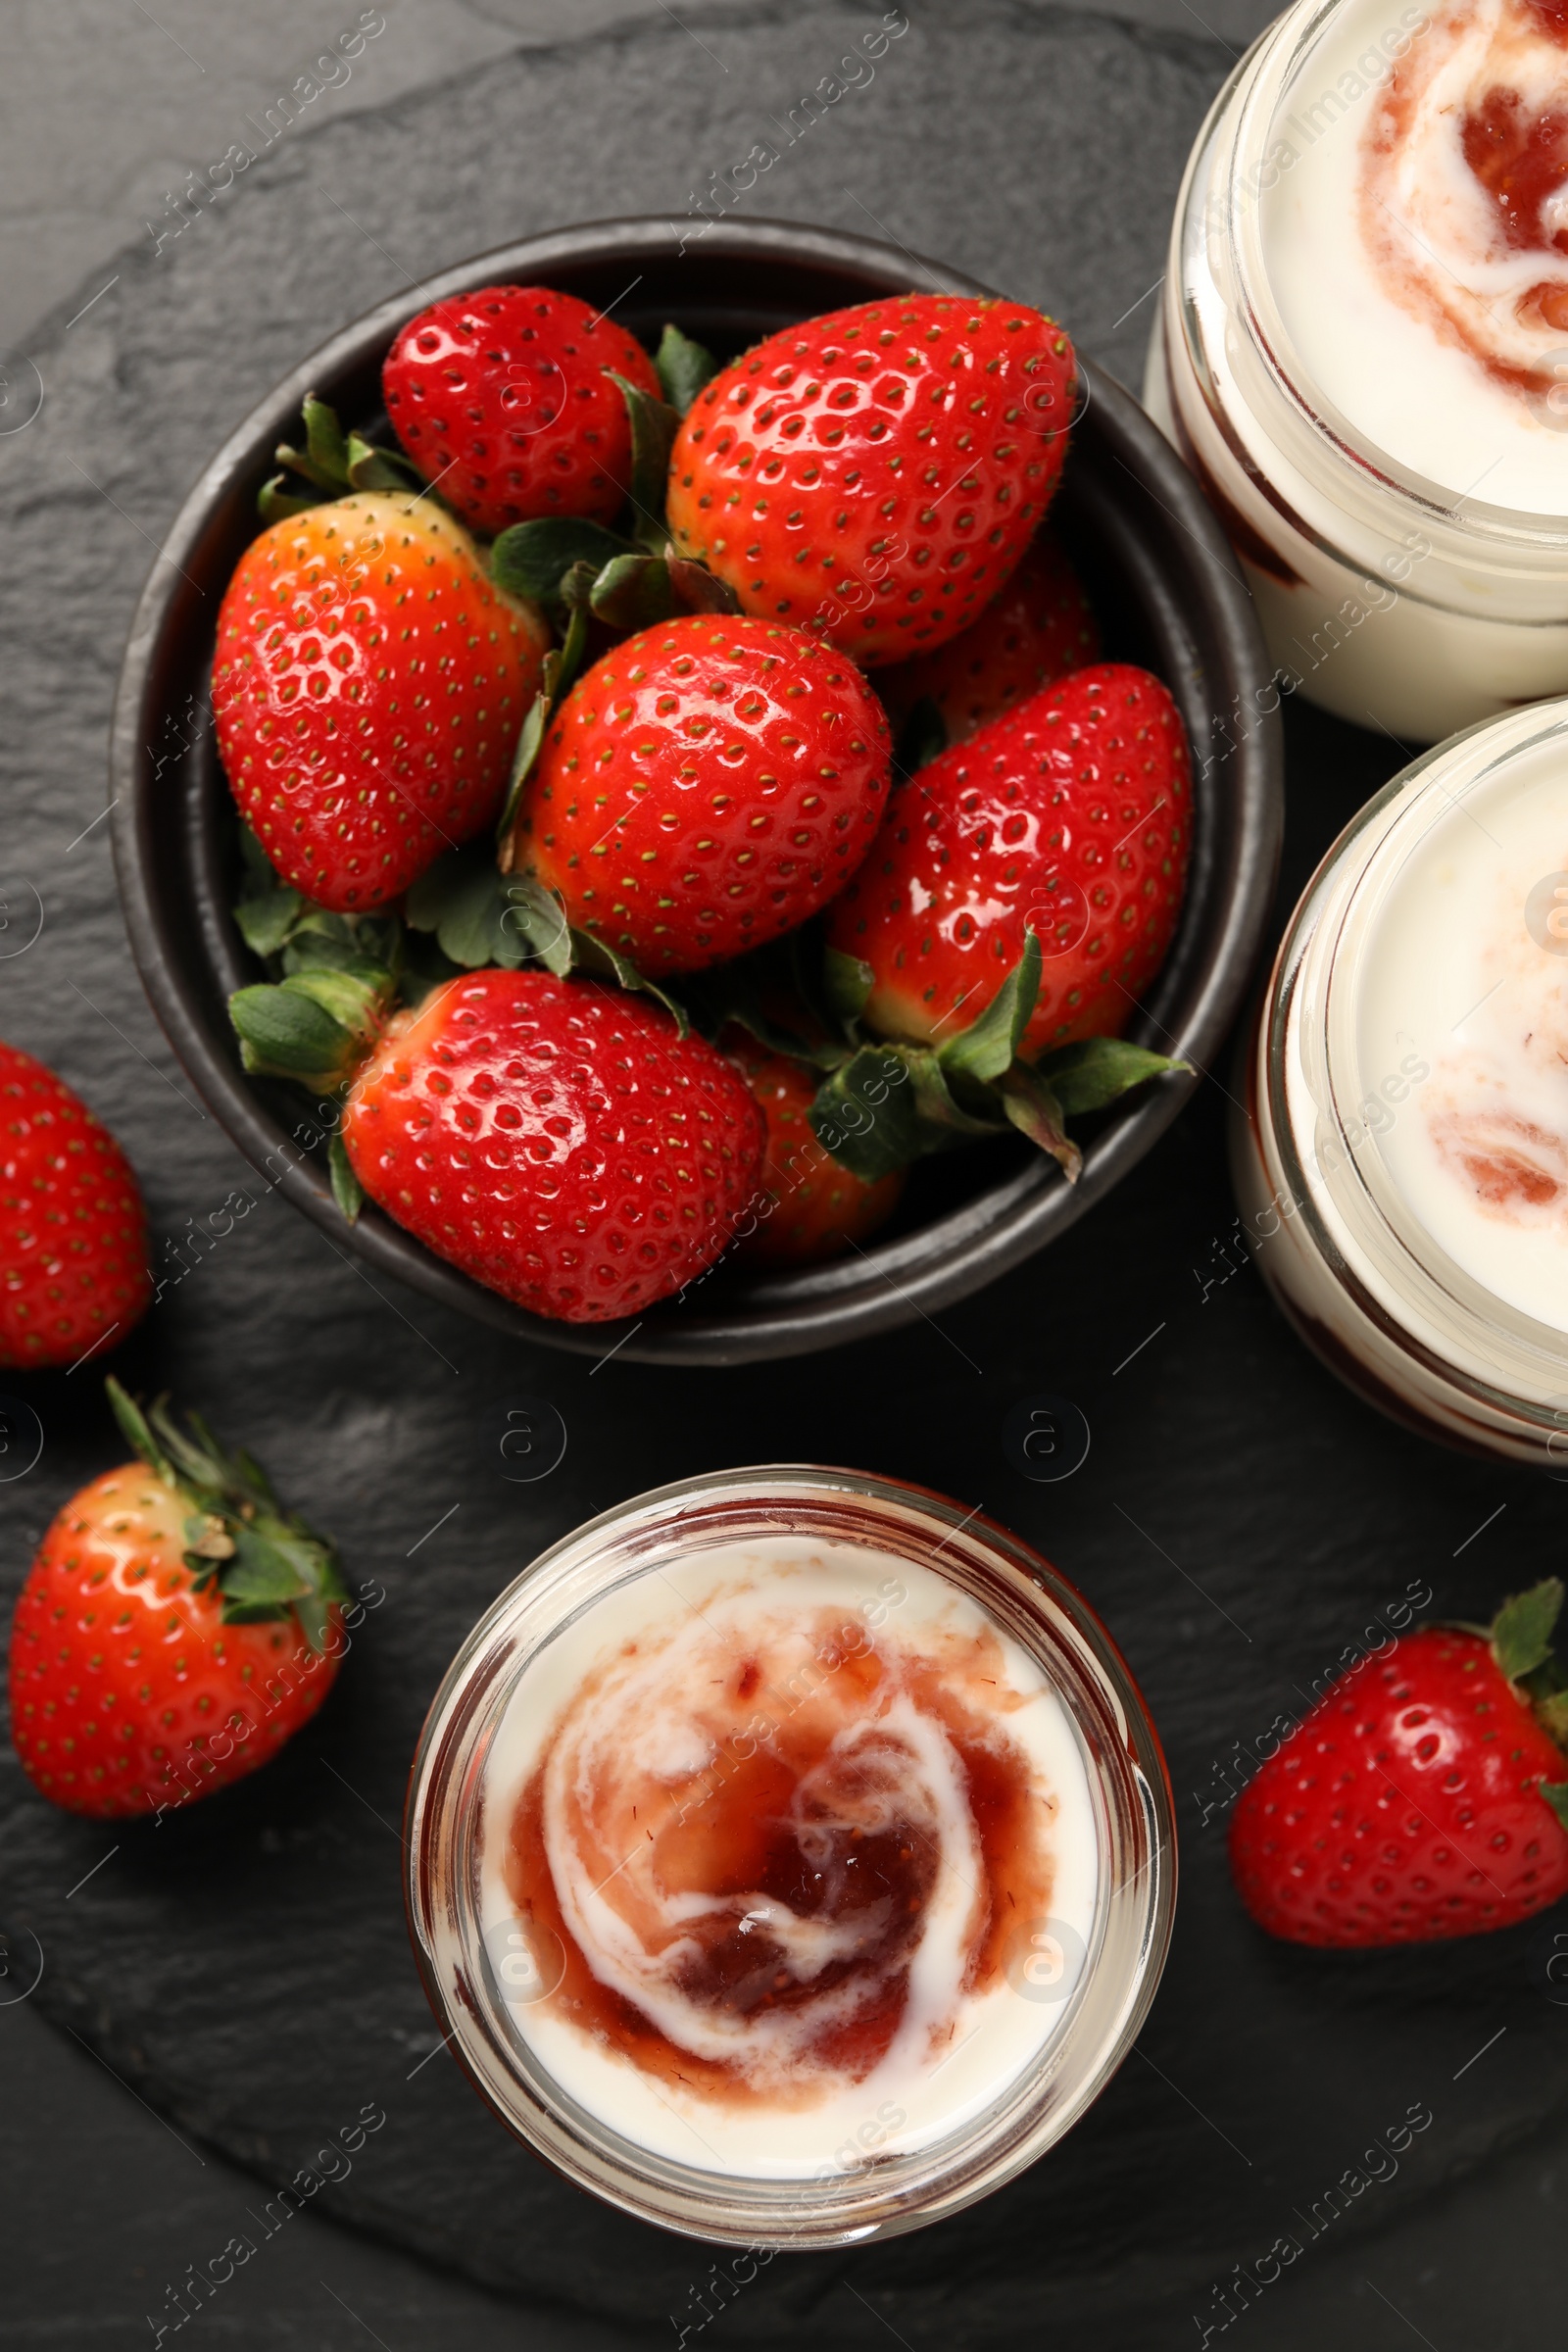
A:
110 214 1283 1365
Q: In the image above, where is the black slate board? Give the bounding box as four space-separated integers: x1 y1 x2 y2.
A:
1 4 1564 2343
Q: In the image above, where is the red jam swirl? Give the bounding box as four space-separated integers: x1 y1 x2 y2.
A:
503 1599 1057 2108
1361 0 1568 392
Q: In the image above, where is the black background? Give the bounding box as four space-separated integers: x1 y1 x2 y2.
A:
2 5 1565 2346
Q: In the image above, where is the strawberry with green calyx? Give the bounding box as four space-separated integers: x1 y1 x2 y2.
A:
827 663 1192 1060
8 1377 349 1819
1228 1581 1568 1948
213 490 550 913
804 928 1186 1185
381 284 664 536
339 968 763 1323
664 293 1077 665
506 613 892 976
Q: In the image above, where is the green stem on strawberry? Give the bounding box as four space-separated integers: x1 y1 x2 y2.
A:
256 392 423 523
1459 1580 1568 1824
106 1377 347 1652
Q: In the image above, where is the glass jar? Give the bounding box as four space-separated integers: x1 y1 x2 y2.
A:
404 1465 1174 2248
1233 698 1568 1462
1146 0 1568 743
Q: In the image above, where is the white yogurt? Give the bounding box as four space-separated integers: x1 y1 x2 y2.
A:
1356 733 1568 1325
478 1537 1099 2180
1263 0 1568 510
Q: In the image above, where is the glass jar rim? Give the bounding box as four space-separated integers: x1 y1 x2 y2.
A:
403 1464 1175 2247
1226 0 1568 551
1262 705 1568 1422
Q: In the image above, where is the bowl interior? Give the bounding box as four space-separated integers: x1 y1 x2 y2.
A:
112 219 1281 1364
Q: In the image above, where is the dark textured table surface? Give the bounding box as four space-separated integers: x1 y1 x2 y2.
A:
3 5 1566 2347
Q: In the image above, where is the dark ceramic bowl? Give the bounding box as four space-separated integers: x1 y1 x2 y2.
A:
111 218 1282 1365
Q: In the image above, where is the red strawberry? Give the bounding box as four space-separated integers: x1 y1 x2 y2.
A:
665 293 1076 665
0 1043 149 1369
510 614 891 975
826 664 1191 1060
340 968 763 1323
9 1380 347 1819
214 491 549 912
874 531 1100 744
1229 1584 1568 1946
382 284 664 535
733 1049 904 1267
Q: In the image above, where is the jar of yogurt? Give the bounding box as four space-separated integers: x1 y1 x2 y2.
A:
405 1467 1174 2246
1234 697 1568 1458
1147 0 1568 742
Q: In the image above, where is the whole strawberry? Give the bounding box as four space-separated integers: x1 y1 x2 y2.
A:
0 1043 149 1369
734 1049 903 1267
827 664 1191 1059
341 968 763 1322
383 284 664 535
1229 1583 1568 1947
511 614 891 975
665 293 1076 664
9 1380 347 1819
874 531 1100 745
214 491 549 911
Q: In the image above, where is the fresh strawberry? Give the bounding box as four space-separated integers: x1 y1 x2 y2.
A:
0 1043 149 1369
9 1380 347 1819
733 1048 903 1266
665 293 1076 665
874 531 1100 744
827 664 1191 1060
340 968 763 1323
214 490 549 912
382 284 664 535
1229 1583 1568 1947
510 613 891 975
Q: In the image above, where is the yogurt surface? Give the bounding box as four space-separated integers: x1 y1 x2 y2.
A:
1355 734 1568 1328
478 1537 1100 2179
1262 0 1568 509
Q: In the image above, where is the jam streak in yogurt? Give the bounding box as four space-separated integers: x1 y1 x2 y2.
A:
1361 0 1568 393
504 1593 1057 2107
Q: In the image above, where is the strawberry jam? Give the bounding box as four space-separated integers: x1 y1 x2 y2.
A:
502 1587 1060 2110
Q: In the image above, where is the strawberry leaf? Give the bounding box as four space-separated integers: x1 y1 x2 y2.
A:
329 1131 364 1223
257 477 322 524
997 1061 1082 1181
491 517 636 604
1540 1781 1568 1835
1038 1035 1192 1116
655 322 718 414
590 552 678 631
259 393 416 517
343 434 422 496
808 1047 926 1182
108 1380 347 1648
938 933 1042 1088
667 557 742 614
609 369 681 552
406 846 570 975
1492 1579 1564 1683
568 929 690 1037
